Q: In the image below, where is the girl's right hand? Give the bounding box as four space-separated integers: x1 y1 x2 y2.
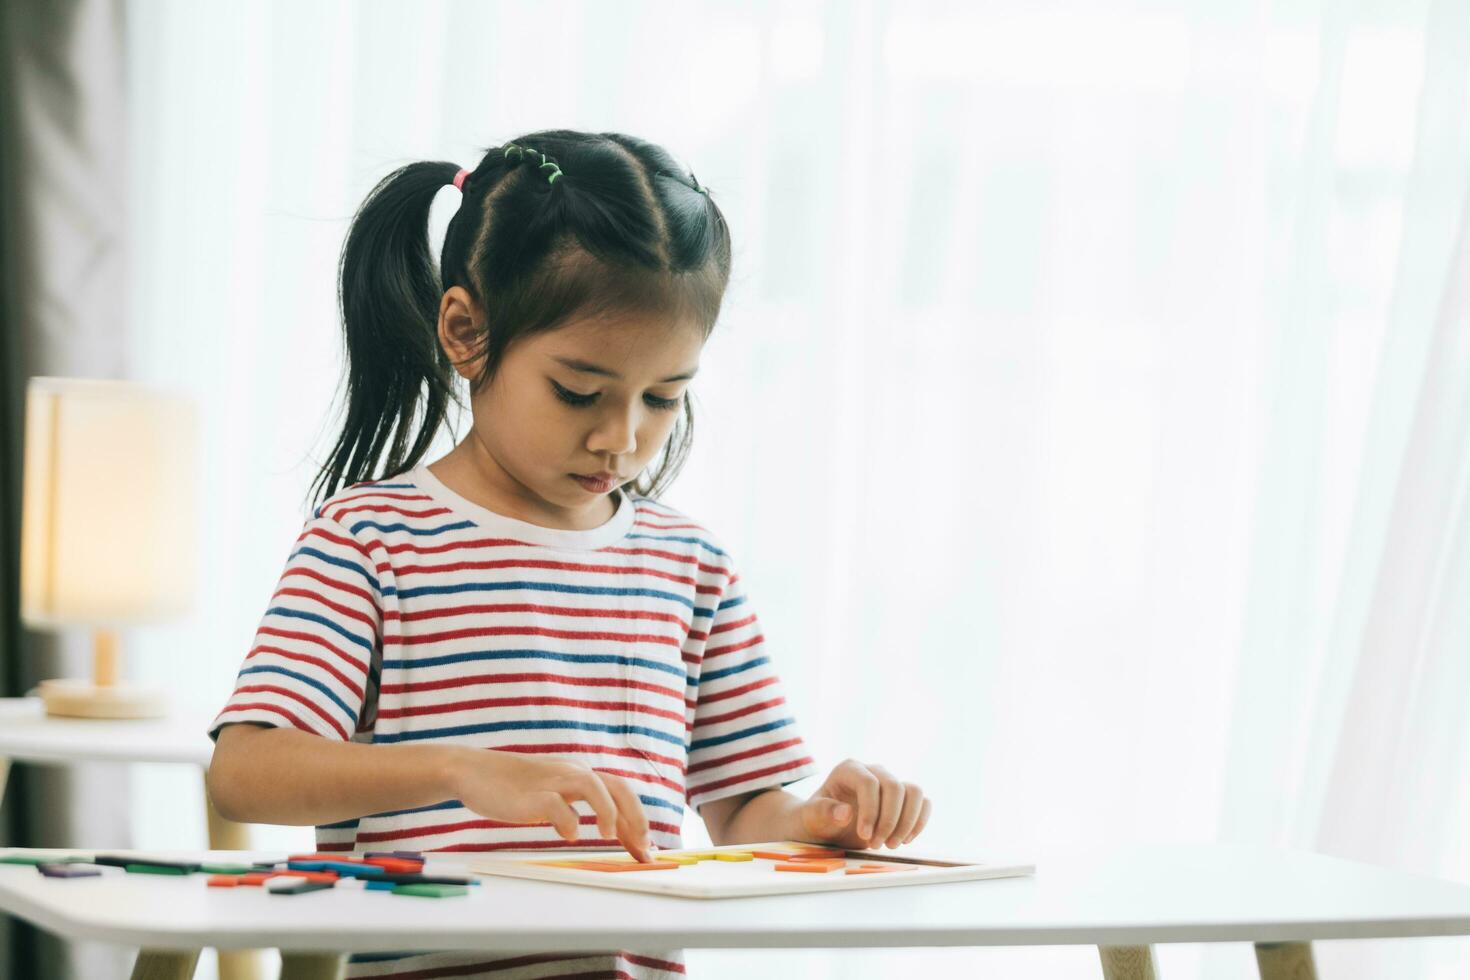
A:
445 748 654 862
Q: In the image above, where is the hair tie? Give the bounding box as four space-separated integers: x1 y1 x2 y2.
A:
452 168 470 191
502 143 562 186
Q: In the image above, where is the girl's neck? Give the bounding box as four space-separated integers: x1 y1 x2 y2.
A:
425 439 617 531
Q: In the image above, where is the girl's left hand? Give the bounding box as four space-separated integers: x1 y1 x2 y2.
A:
796 759 932 850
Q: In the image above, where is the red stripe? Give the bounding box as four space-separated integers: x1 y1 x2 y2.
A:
395 556 697 589
280 566 375 607
632 518 706 531
216 702 316 736
695 674 777 706
386 603 689 632
232 685 350 740
273 586 377 632
705 633 763 659
329 490 433 507
255 625 368 674
300 525 375 563
686 756 814 799
379 672 683 704
686 736 803 775
692 696 785 728
381 537 548 556
353 814 681 844
327 502 452 521
595 545 725 575
383 624 683 648
377 695 686 726
589 766 683 795
245 642 366 702
709 613 756 635
492 743 685 774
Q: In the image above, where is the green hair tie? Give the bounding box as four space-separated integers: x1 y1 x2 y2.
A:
502 143 562 185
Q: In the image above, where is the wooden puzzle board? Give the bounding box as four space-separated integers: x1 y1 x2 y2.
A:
465 840 1034 899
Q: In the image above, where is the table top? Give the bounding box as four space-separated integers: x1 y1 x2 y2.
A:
2 843 1469 952
0 697 216 767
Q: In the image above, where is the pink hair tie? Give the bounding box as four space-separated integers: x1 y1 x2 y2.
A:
452 168 470 191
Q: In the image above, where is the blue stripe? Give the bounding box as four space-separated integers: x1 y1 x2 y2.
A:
381 647 686 680
370 482 418 489
238 664 359 724
625 532 726 557
640 794 684 814
289 545 383 594
348 518 476 537
700 655 768 683
689 716 793 751
396 578 695 610
266 606 374 653
373 719 685 746
361 798 463 820
716 594 747 613
319 817 360 830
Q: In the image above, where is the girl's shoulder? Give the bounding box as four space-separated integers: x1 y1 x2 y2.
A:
623 492 737 564
308 472 431 525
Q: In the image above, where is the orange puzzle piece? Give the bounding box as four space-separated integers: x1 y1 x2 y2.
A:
774 859 846 873
566 860 682 873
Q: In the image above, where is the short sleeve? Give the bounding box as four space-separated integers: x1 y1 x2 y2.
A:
686 558 817 812
208 514 381 743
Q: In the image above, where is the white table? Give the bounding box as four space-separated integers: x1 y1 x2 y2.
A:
0 697 262 980
2 843 1469 980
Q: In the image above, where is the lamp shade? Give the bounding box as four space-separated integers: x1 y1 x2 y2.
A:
20 377 199 627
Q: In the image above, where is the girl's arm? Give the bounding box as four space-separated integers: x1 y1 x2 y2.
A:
701 760 933 851
208 722 656 862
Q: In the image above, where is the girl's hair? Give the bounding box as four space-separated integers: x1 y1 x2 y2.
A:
309 129 732 510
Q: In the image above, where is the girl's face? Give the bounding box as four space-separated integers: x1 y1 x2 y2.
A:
434 286 705 530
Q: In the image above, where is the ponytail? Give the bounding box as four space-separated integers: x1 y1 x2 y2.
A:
310 161 460 509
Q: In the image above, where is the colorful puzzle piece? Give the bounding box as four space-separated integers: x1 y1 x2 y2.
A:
393 883 469 898
775 859 846 873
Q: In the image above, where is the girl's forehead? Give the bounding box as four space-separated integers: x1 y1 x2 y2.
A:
533 312 705 373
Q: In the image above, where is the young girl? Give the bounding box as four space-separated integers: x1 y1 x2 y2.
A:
207 129 932 979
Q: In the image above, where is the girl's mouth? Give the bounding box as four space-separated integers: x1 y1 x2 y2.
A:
571 473 619 493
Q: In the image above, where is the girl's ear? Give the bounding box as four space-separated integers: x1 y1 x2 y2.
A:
437 286 485 380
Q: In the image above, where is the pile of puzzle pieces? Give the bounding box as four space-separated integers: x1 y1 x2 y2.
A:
531 843 917 875
0 850 475 898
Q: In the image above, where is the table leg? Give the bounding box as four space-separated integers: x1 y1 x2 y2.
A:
278 952 345 980
130 948 201 979
201 768 262 980
1099 944 1158 979
1255 941 1318 980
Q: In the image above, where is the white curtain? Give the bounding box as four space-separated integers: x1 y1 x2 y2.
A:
121 1 1470 977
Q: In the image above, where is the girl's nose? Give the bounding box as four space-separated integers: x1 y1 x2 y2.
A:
586 410 638 457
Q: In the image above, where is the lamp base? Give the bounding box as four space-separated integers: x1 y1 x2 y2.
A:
38 678 169 719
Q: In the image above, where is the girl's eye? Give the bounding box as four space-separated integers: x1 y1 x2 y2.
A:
551 381 597 407
551 380 683 412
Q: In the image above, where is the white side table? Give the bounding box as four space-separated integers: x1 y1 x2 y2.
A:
0 696 262 980
2 843 1470 979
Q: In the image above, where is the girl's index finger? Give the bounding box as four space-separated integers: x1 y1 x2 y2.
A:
844 762 883 843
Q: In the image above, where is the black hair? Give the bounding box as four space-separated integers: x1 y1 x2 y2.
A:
309 129 732 510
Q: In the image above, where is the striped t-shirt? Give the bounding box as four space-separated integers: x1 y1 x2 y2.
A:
209 464 817 979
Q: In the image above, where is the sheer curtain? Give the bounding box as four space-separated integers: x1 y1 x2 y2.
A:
122 1 1470 978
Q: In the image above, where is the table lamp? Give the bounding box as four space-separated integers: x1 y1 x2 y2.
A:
19 377 199 719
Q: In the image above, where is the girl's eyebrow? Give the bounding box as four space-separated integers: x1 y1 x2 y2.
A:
550 356 699 383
